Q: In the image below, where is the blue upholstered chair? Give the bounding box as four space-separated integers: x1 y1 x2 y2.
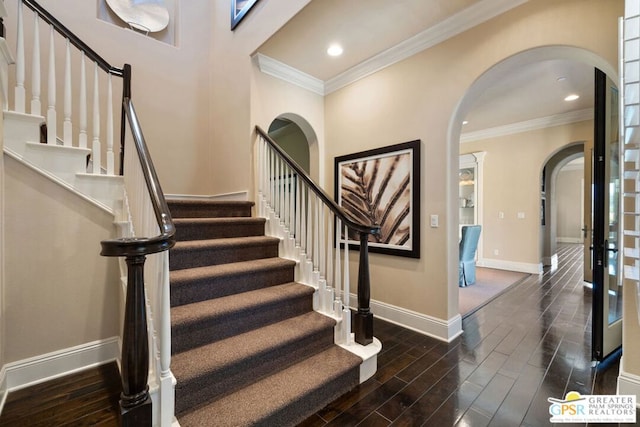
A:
459 225 481 287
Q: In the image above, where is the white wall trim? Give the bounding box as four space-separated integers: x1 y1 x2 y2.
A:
478 258 543 274
255 0 528 96
254 53 325 96
350 295 463 342
2 337 119 393
0 366 7 416
556 237 582 244
618 361 640 405
325 0 528 94
460 108 594 143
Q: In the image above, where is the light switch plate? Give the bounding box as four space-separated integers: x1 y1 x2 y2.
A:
430 214 438 227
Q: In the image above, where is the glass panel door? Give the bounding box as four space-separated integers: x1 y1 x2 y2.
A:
592 68 622 361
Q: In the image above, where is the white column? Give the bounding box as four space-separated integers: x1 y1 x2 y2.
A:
30 14 41 115
14 0 25 113
63 39 72 146
78 52 87 148
46 25 56 145
92 62 101 174
106 75 114 174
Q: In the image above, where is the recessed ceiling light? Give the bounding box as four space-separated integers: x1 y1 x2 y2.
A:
462 120 469 125
557 76 567 82
564 94 580 101
327 44 343 57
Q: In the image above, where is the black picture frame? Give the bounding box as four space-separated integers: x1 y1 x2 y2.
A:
231 0 259 30
335 140 421 258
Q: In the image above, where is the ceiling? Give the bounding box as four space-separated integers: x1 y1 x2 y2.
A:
256 0 597 136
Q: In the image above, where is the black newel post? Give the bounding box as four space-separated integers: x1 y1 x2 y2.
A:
120 254 152 426
354 232 373 345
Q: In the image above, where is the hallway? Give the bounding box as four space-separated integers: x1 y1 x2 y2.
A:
301 244 621 426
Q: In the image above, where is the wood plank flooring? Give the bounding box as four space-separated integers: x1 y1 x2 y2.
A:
0 362 120 426
300 244 621 426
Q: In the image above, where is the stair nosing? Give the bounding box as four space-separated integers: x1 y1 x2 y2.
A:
171 235 280 251
169 257 295 283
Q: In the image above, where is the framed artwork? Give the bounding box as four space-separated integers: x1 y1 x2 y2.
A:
335 140 421 258
231 0 259 30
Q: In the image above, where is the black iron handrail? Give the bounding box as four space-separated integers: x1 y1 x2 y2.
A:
256 126 379 345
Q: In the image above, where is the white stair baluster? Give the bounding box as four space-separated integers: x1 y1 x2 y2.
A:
106 74 114 174
92 62 101 174
46 25 56 145
63 39 72 146
343 224 351 344
15 0 25 113
78 52 87 148
30 14 40 115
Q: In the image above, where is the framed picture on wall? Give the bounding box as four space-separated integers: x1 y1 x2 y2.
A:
335 140 421 258
231 0 260 30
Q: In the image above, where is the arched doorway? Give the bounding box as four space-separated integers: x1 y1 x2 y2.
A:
449 46 617 320
267 113 320 182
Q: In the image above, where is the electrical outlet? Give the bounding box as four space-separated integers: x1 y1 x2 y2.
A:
494 249 499 255
499 211 504 219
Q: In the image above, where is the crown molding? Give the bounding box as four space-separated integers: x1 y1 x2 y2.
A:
460 108 594 143
324 0 529 94
255 0 528 96
254 53 325 96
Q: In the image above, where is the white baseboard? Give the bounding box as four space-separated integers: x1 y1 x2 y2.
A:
350 295 463 342
477 258 542 274
3 337 119 393
165 191 249 201
557 237 582 244
0 365 7 416
618 361 640 405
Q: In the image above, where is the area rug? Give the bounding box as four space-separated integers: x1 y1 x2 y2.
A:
459 267 529 317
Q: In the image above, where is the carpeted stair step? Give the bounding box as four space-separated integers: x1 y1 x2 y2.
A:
173 311 337 416
170 257 296 307
169 235 281 271
171 282 314 354
173 217 266 241
177 345 362 426
168 199 254 218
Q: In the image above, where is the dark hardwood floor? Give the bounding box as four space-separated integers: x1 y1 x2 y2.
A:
0 244 622 426
300 244 623 427
0 362 120 426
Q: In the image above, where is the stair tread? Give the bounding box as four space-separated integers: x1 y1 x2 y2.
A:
168 199 254 206
173 217 265 225
171 282 313 329
171 235 280 251
177 345 361 426
170 257 295 283
172 311 335 382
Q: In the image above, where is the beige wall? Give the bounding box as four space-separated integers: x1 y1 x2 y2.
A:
324 0 621 323
462 121 592 268
4 158 119 362
556 168 583 242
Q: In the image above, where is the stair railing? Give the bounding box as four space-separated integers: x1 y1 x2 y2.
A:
255 126 380 346
101 96 175 426
4 1 176 425
8 0 126 175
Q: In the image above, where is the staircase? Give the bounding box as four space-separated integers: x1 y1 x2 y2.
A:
168 199 363 426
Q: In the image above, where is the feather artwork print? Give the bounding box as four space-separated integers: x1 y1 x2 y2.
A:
340 150 413 248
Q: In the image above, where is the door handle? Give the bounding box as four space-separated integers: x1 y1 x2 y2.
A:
603 239 618 268
582 226 589 239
